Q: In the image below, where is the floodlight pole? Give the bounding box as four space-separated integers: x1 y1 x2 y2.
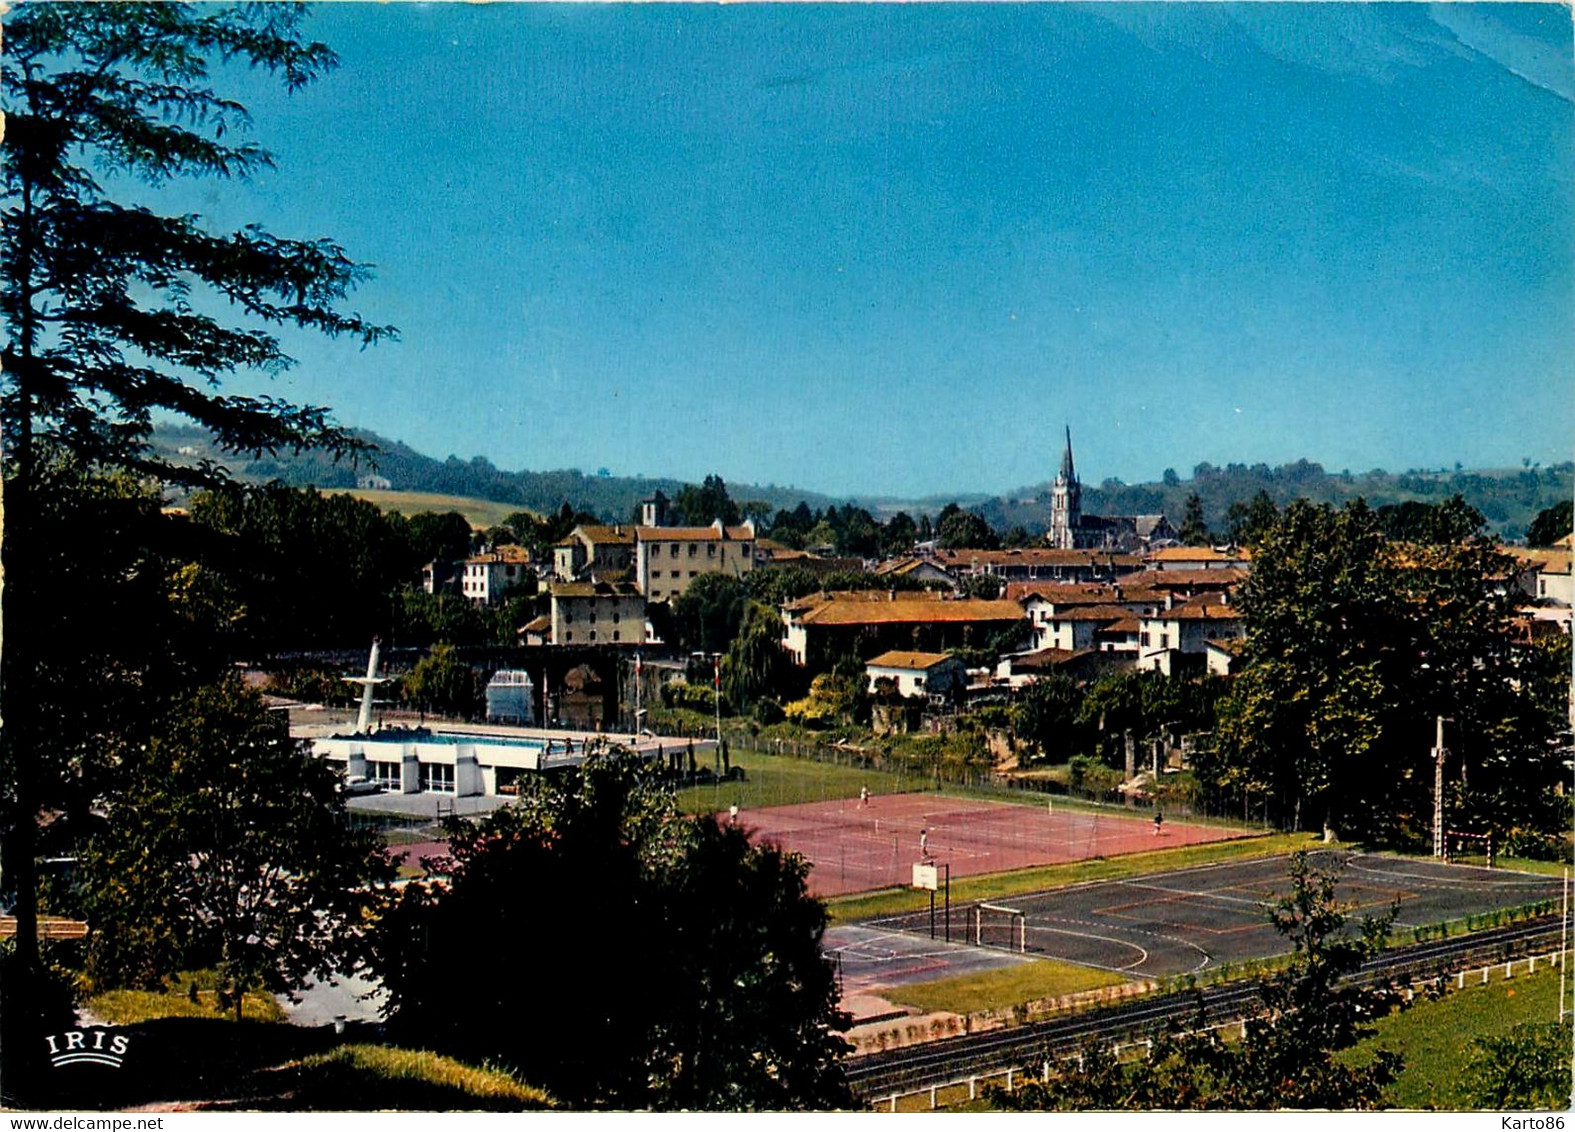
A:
1431 715 1448 859
944 863 951 943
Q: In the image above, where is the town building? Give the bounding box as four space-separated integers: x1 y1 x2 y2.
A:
552 524 636 582
1048 428 1178 552
1137 592 1246 676
780 591 1026 668
635 519 756 601
550 580 647 646
461 545 535 604
864 650 968 700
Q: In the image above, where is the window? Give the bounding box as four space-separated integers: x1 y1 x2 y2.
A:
707 545 716 558
564 630 574 642
613 630 621 641
669 544 679 558
420 762 455 794
368 760 401 789
688 571 696 578
671 570 681 579
1142 632 1151 648
612 611 620 623
688 544 697 557
590 630 597 641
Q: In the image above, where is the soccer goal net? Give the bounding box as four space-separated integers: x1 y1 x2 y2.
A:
1444 831 1495 868
973 902 1028 953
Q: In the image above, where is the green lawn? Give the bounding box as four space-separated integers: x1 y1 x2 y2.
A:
674 749 917 815
87 984 286 1025
258 1044 555 1111
1346 963 1573 1109
827 832 1320 922
885 958 1128 1016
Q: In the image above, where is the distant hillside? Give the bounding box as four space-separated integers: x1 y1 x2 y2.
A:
150 425 843 523
966 459 1573 542
153 426 1569 541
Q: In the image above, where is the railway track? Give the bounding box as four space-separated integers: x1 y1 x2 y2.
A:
846 917 1565 1100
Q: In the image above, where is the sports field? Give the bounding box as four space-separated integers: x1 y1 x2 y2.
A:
738 791 1253 897
868 850 1566 979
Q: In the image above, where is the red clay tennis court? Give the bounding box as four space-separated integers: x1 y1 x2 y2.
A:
735 792 1255 896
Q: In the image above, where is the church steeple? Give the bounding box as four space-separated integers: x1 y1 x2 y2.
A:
1049 424 1082 550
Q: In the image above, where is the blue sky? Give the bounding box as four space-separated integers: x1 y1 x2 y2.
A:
175 3 1574 498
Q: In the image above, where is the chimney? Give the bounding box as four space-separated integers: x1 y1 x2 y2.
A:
1165 592 1174 611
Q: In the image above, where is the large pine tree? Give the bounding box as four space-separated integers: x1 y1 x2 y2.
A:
2 4 392 1078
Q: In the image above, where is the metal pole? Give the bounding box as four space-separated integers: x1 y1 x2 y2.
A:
944 864 951 943
1432 715 1447 859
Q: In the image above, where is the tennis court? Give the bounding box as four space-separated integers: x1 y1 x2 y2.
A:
736 791 1254 897
869 850 1566 979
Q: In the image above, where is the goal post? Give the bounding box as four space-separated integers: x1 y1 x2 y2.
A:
974 902 1028 953
1444 831 1494 868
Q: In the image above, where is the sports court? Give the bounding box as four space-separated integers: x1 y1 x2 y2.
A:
869 850 1566 979
738 792 1254 897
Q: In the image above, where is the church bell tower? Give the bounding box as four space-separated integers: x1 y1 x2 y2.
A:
1049 426 1081 550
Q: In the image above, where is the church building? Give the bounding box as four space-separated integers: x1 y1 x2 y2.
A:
1047 428 1177 552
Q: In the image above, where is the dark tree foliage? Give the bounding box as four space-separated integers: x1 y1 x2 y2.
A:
1210 498 1564 844
189 483 419 649
723 601 806 715
936 505 999 550
995 852 1404 1111
674 474 741 526
402 642 483 719
1526 500 1573 548
1178 492 1211 545
881 510 919 556
1011 675 1086 764
1225 490 1278 547
670 572 752 654
2 2 391 1039
1376 496 1487 543
1078 671 1227 766
372 761 852 1110
79 680 390 1014
406 509 476 563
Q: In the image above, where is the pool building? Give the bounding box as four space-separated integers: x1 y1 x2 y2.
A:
309 722 717 798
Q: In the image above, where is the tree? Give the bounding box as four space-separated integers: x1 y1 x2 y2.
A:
722 602 803 716
407 510 476 563
2 3 391 1038
1460 1022 1572 1109
403 643 482 719
1178 492 1211 545
1012 675 1085 763
995 851 1404 1111
1526 500 1573 548
670 572 751 654
674 474 741 526
1210 498 1558 845
371 760 851 1109
1225 490 1278 546
881 510 918 556
79 680 390 1017
936 507 999 550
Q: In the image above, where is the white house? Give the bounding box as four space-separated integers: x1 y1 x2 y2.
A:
461 545 534 604
864 650 967 700
1138 593 1245 675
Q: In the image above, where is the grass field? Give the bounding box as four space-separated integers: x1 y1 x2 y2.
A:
87 985 286 1025
826 831 1318 922
674 749 916 815
260 1045 555 1111
885 958 1128 1016
327 488 527 528
1347 962 1572 1109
